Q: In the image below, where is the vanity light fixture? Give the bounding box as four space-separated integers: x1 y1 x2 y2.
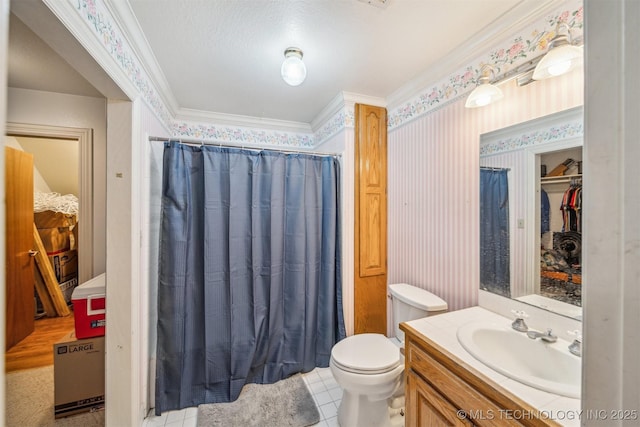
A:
532 22 583 80
465 65 504 108
281 47 307 86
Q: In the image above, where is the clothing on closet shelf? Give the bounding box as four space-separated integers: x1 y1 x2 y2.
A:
560 179 582 232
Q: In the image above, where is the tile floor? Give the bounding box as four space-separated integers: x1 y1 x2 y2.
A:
144 366 342 427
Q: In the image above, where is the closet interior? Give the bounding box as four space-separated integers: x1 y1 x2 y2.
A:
538 147 583 306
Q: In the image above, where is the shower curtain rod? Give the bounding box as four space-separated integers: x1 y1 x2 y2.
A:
480 166 511 171
148 136 340 157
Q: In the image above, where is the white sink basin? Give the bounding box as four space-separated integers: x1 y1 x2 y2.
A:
456 321 581 398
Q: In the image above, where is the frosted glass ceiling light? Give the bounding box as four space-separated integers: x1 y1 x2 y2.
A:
533 23 583 80
465 65 503 108
281 47 307 86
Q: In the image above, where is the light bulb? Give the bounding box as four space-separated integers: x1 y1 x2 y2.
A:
281 48 307 86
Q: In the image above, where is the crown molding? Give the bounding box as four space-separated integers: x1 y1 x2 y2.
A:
386 0 583 131
171 118 315 148
38 0 139 99
175 108 312 133
310 92 348 133
310 91 385 132
342 91 386 109
386 0 559 111
42 0 174 130
104 0 179 116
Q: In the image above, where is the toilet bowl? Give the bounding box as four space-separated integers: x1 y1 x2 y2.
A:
330 283 447 427
330 334 404 427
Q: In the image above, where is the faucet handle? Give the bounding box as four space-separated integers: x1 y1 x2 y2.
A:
568 329 582 342
511 309 529 319
511 310 529 332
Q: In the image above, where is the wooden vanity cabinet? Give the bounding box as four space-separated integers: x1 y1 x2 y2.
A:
401 323 561 427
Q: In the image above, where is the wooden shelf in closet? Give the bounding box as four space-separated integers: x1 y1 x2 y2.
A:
540 173 582 185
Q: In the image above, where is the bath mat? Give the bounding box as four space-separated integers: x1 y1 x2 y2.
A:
197 374 320 427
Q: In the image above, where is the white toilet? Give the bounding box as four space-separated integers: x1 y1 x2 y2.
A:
329 283 447 427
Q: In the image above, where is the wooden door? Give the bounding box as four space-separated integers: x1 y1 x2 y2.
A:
354 104 387 334
5 147 35 349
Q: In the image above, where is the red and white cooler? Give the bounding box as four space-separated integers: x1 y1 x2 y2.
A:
71 273 106 339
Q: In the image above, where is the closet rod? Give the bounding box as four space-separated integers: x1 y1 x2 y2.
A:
541 174 582 185
148 136 340 157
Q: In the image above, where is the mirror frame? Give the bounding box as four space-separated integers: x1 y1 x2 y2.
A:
480 106 584 320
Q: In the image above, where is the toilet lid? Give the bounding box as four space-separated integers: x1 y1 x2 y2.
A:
388 283 448 312
331 334 400 373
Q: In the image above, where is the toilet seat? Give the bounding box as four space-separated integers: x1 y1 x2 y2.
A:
331 333 401 374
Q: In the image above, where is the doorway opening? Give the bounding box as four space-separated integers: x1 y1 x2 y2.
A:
4 123 93 367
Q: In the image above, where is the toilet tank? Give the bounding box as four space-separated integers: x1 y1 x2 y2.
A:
389 283 448 342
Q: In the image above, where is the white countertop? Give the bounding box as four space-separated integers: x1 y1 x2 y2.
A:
405 306 581 427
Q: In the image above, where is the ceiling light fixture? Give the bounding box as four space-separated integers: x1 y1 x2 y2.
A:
281 47 307 86
465 65 504 108
532 22 583 80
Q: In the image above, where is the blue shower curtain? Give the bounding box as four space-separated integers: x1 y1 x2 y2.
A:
155 142 345 414
479 168 510 297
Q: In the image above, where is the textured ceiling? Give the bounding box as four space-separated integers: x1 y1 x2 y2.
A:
127 0 525 124
7 0 540 126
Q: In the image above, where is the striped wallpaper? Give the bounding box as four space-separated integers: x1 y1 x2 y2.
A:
387 68 584 313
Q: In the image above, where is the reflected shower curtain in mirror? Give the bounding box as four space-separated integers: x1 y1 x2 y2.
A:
155 142 345 414
479 168 510 297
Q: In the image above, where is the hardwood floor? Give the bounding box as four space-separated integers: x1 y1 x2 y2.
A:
5 312 75 372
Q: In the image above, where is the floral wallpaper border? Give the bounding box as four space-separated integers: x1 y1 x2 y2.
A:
171 121 315 148
479 120 583 156
314 107 355 145
73 0 326 147
388 0 583 131
71 0 582 148
75 0 173 130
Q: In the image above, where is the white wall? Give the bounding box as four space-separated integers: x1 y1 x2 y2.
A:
15 136 79 196
6 87 107 276
4 136 52 193
140 108 170 411
315 127 356 336
105 98 170 424
583 0 640 416
387 69 584 313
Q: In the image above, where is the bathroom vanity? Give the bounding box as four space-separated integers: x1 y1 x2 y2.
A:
401 307 580 427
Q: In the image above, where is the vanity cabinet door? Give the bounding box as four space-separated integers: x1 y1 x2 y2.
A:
407 369 473 426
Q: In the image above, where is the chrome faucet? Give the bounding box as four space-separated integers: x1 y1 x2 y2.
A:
527 328 558 343
511 310 529 332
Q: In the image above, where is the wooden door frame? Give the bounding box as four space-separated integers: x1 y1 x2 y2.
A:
6 122 93 283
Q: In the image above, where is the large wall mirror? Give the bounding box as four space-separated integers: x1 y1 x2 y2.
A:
479 106 583 320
